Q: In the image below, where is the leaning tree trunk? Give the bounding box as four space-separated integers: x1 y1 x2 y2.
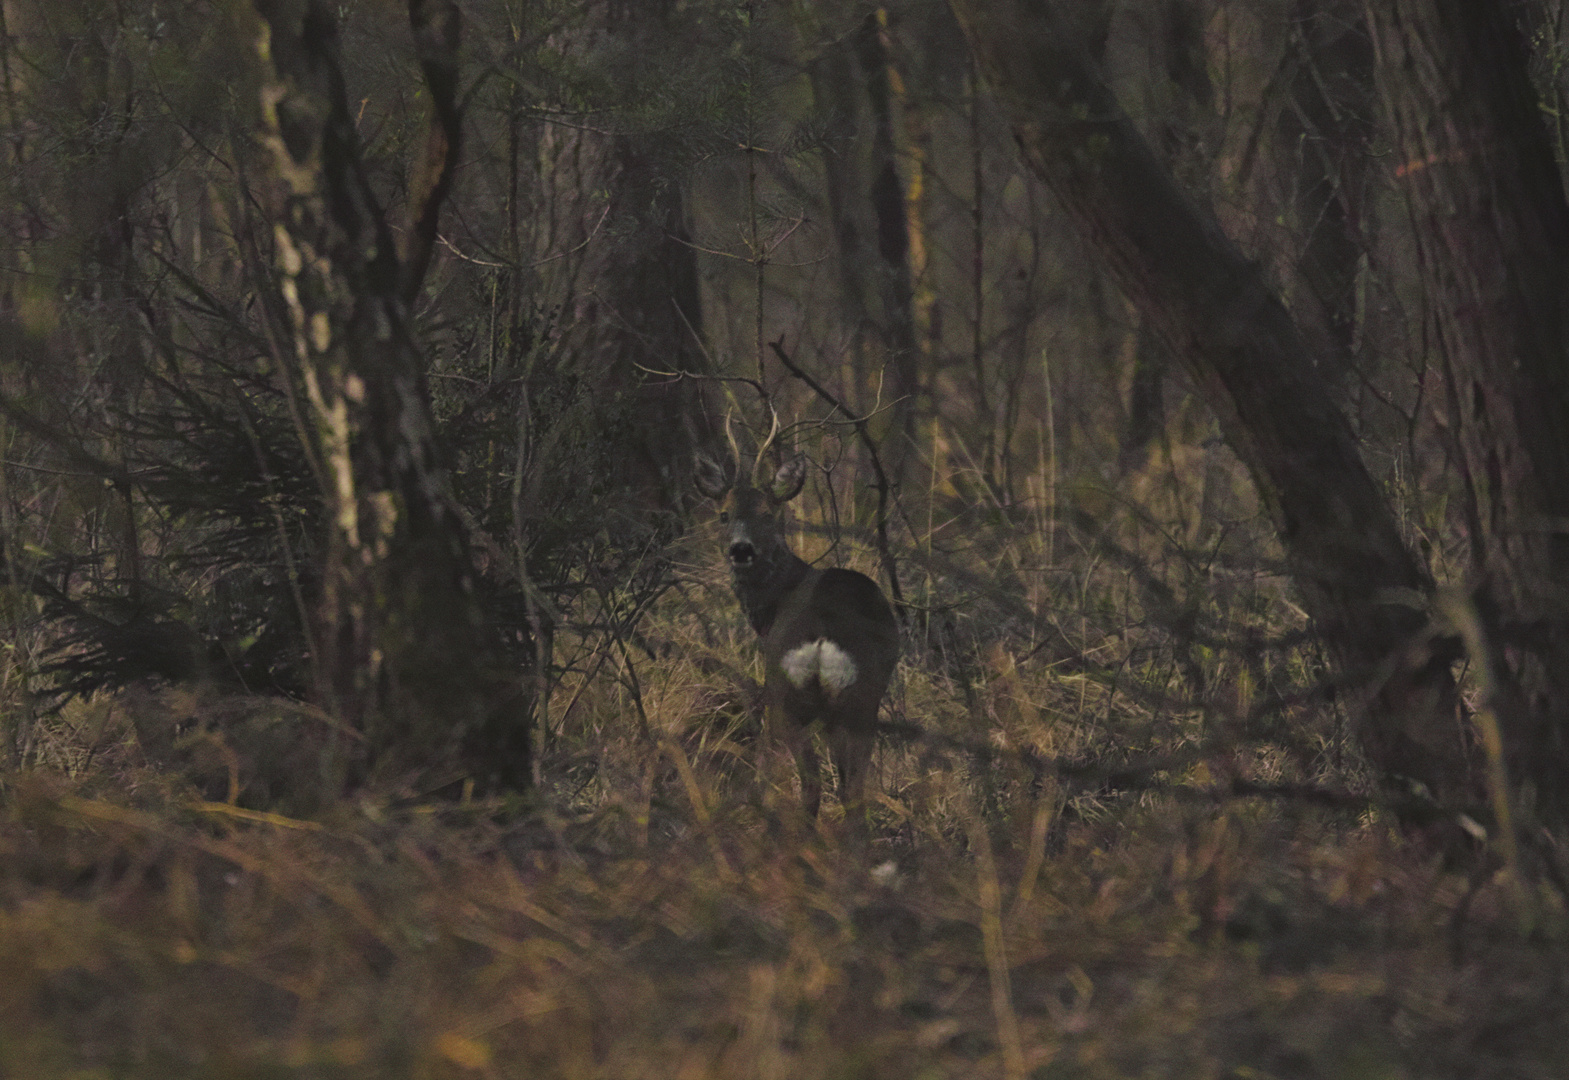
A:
248 0 527 789
948 0 1474 807
1110 0 1211 472
1368 0 1569 823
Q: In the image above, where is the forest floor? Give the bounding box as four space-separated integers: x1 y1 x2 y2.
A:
1 693 1566 1080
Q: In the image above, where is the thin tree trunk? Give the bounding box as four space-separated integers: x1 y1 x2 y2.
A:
949 0 1473 805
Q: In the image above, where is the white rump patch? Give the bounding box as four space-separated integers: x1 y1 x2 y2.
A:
781 638 859 698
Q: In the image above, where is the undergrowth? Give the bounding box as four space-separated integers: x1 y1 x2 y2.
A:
2 749 1564 1078
1 482 1567 1079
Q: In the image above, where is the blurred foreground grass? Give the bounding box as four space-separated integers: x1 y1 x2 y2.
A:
1 724 1565 1079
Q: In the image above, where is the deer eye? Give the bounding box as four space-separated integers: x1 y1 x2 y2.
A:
718 511 729 524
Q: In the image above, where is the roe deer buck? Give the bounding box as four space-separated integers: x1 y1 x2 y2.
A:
695 454 898 819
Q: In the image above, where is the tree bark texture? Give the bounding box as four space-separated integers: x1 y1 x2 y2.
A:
250 0 527 788
1368 0 1569 820
949 0 1473 804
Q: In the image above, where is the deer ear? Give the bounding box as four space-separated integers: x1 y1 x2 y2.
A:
693 456 732 500
768 457 807 504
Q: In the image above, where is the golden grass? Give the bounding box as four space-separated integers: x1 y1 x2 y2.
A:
4 628 1567 1080
2 465 1565 1078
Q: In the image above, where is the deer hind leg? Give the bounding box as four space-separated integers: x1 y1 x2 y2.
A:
768 707 823 818
795 730 823 819
829 726 874 818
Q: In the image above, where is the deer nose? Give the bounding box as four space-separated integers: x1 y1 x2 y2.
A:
728 541 756 566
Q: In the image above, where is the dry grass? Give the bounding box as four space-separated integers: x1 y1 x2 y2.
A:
2 472 1566 1079
4 658 1567 1075
2 742 1565 1079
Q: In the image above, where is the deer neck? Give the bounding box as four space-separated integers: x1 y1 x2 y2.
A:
732 551 812 637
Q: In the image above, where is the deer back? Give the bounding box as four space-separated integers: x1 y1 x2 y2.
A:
762 565 898 729
696 456 898 725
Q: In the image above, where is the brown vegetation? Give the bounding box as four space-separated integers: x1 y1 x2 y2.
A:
2 0 1569 1074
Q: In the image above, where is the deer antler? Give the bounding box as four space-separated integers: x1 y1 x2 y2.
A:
751 402 782 488
722 410 743 479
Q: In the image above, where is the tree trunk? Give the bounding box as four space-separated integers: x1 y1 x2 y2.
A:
811 12 921 480
576 131 712 511
1107 0 1211 472
1206 0 1375 393
949 0 1474 805
1288 0 1376 389
249 0 527 789
1368 0 1569 821
544 0 716 515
